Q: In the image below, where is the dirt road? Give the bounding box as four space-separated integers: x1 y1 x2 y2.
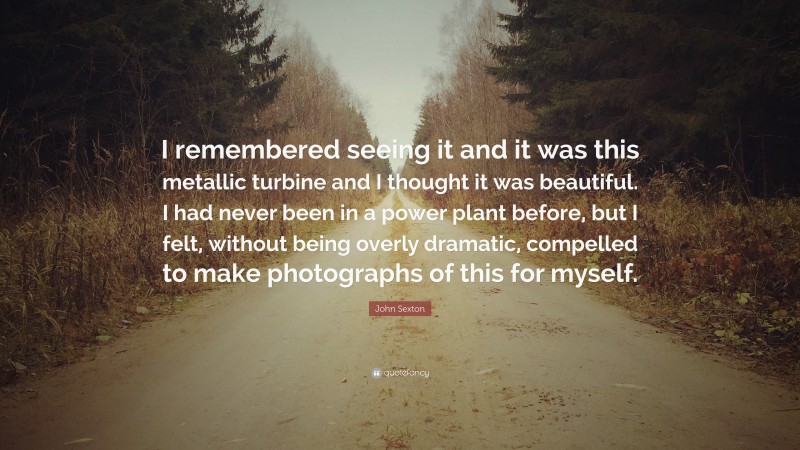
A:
2 193 799 449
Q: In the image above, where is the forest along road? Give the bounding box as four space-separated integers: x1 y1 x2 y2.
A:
2 193 799 449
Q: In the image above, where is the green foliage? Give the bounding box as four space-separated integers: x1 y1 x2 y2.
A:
489 0 800 195
584 252 600 269
735 292 751 306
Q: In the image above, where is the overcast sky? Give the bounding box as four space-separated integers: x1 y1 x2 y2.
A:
279 0 463 166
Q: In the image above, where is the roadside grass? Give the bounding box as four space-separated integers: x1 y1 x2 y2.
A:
0 146 384 374
404 168 800 382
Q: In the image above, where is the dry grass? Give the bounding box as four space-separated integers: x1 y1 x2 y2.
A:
379 425 416 449
0 144 383 370
406 162 800 378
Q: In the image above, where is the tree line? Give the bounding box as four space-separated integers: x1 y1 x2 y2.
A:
407 0 800 372
416 0 800 196
1 0 285 206
0 1 386 368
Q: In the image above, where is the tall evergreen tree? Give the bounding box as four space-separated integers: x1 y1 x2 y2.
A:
489 0 800 195
0 0 286 188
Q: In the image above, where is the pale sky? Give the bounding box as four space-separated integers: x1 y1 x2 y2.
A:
280 0 463 168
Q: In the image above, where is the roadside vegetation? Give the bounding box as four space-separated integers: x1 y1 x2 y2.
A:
0 3 388 375
404 0 800 380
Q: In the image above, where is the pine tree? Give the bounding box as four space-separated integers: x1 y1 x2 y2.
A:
0 0 287 188
488 0 800 194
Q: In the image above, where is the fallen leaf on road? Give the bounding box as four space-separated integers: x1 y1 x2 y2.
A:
277 417 297 425
63 437 94 445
